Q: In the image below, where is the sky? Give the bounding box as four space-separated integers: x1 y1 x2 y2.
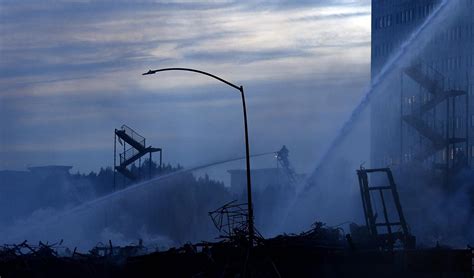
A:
0 0 371 177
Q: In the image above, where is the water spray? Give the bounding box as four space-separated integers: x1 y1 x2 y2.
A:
308 0 451 185
277 0 453 233
3 151 277 242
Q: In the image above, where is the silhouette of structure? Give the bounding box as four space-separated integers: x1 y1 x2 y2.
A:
356 167 415 250
401 63 468 182
209 200 249 241
371 0 474 182
113 125 162 189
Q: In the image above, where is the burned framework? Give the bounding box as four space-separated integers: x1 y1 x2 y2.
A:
113 125 162 189
356 167 415 250
209 200 251 243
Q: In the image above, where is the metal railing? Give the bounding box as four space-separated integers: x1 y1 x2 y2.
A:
120 147 141 165
121 125 145 148
413 62 445 91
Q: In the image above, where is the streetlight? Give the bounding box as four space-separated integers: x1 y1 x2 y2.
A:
142 68 255 246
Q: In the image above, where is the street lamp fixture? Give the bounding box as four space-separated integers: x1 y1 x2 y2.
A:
142 67 255 246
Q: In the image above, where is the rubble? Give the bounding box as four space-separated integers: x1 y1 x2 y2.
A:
0 168 472 277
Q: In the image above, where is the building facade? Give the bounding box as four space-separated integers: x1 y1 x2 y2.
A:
371 0 474 183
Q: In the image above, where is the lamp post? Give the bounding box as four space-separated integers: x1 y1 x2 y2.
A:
142 68 255 246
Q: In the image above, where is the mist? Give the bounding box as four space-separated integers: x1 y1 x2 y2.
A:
0 0 473 254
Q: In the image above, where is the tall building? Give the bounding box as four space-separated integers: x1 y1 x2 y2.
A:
371 0 474 184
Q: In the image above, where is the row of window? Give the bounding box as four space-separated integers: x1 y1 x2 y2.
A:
375 43 474 64
375 0 474 31
403 116 469 132
374 16 474 60
374 4 435 30
373 43 394 59
400 146 471 164
425 55 474 73
381 143 474 166
432 24 474 43
403 92 470 107
378 142 474 166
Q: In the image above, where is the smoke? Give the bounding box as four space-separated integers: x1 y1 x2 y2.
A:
400 168 474 247
0 156 293 251
0 0 471 252
0 169 226 251
276 0 474 247
277 115 369 234
310 0 453 179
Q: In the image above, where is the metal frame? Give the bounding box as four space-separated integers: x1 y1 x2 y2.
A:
400 62 469 184
357 167 414 250
113 125 162 190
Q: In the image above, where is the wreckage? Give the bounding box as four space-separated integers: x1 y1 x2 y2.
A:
0 168 472 277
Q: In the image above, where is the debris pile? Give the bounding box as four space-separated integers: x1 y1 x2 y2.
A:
0 167 471 277
265 222 344 248
0 240 146 277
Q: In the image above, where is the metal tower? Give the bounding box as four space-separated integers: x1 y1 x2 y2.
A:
113 125 162 189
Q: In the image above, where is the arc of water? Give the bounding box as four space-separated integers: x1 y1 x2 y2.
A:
309 0 450 184
276 0 452 234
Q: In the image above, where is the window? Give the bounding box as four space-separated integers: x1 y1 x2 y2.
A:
439 120 445 134
455 117 463 129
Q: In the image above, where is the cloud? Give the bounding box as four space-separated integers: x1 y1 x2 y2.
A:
0 0 371 172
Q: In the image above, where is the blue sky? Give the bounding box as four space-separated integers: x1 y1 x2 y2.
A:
0 0 371 175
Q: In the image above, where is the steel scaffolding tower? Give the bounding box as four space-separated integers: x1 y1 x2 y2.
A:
113 125 162 190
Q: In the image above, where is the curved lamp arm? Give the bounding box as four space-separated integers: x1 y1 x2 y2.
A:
143 68 242 92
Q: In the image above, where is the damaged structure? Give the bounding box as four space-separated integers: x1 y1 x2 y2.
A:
2 2 474 277
356 167 415 250
1 168 472 277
